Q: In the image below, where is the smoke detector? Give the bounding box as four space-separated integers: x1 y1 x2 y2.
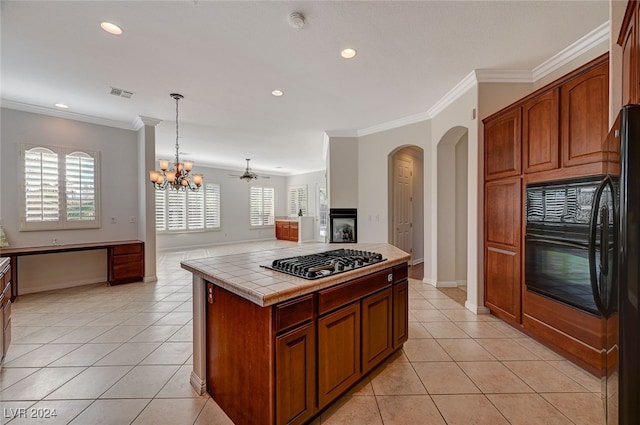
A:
288 12 306 29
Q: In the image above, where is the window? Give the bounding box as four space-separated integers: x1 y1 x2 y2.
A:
288 185 308 216
21 145 100 231
250 186 275 227
155 183 220 232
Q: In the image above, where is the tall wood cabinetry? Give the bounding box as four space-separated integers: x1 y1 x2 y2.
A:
619 0 639 106
483 54 610 365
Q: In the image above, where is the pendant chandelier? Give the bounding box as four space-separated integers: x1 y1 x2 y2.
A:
149 93 203 191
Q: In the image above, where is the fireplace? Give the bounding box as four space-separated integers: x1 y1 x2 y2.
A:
329 208 357 243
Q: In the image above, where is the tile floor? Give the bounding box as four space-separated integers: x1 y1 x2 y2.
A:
0 241 605 424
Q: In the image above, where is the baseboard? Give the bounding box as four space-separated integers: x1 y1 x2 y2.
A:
434 280 458 288
409 258 424 266
422 277 437 287
143 275 157 283
190 370 207 396
456 279 467 287
465 300 491 315
156 237 278 253
20 277 107 295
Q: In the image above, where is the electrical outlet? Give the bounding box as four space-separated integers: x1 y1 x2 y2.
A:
110 217 116 224
129 216 136 223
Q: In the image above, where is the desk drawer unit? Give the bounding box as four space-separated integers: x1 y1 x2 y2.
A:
107 243 144 285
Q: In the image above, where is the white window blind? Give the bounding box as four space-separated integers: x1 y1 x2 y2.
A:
250 186 275 227
288 185 308 216
22 145 100 231
155 183 221 232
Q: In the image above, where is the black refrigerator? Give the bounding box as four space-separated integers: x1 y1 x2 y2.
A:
592 104 640 425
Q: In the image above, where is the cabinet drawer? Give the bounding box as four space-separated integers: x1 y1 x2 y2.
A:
393 264 408 283
318 269 392 316
111 244 143 255
2 281 11 303
275 294 314 334
3 300 10 330
112 253 142 266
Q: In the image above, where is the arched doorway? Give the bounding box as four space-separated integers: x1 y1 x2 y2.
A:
389 146 424 267
435 127 469 297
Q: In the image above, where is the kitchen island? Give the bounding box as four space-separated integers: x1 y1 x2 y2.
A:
182 243 410 425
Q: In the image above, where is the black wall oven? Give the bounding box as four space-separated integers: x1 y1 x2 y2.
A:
525 176 615 317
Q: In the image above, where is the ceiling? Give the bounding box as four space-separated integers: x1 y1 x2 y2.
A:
1 1 609 176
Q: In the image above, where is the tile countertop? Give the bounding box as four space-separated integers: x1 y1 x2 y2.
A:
180 243 410 307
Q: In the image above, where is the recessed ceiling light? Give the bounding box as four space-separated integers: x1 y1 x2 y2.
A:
272 89 284 97
341 48 357 59
100 22 123 35
54 103 70 109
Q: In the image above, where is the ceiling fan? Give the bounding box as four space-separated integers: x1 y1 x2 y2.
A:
229 158 270 182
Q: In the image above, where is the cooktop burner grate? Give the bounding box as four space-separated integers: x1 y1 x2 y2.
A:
263 248 386 280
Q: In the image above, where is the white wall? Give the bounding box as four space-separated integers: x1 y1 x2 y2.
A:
286 170 326 241
455 135 468 285
156 164 287 250
357 121 430 245
0 108 140 293
328 137 359 208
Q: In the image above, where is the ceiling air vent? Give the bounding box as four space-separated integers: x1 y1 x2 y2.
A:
109 86 134 99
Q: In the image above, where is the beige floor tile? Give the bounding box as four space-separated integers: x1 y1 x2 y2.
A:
513 338 564 360
428 298 466 310
377 395 446 425
437 339 495 361
488 393 573 425
156 365 202 398
348 376 374 396
8 399 92 425
193 398 234 425
411 309 450 322
407 322 432 339
52 326 113 344
369 360 427 395
321 395 383 425
173 301 193 313
54 312 107 327
100 365 179 398
541 392 605 425
0 367 85 401
9 327 46 343
504 361 588 393
120 312 169 326
10 326 77 344
153 311 193 326
402 339 451 362
88 312 138 326
454 321 507 338
476 338 541 361
68 399 150 425
413 362 480 394
0 368 39 391
144 301 183 313
4 344 81 368
2 344 42 363
139 342 192 365
45 365 132 399
94 342 160 366
131 397 207 425
0 401 38 423
441 309 493 322
129 325 182 342
90 325 148 343
432 394 510 425
116 301 157 313
458 361 533 393
408 299 436 310
548 360 602 392
49 343 121 367
423 322 469 338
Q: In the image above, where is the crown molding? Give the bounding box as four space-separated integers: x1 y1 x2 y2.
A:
324 130 359 138
532 21 609 81
358 110 431 137
1 99 135 130
426 70 477 118
134 115 162 130
474 69 533 83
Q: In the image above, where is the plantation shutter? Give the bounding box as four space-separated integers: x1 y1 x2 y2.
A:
167 189 187 230
188 188 205 229
250 187 263 226
155 191 167 231
288 185 308 216
65 151 96 221
263 187 275 225
24 147 60 222
205 183 221 229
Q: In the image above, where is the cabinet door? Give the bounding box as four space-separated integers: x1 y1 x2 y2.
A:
523 89 559 173
362 288 393 374
561 61 609 168
289 223 299 242
484 177 522 324
318 302 361 409
392 280 408 349
276 323 316 425
484 107 521 180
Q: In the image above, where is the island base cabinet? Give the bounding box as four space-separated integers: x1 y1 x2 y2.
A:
318 302 361 410
276 323 316 425
393 280 409 348
362 288 393 374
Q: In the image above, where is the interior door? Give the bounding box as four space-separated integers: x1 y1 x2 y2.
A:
393 156 413 259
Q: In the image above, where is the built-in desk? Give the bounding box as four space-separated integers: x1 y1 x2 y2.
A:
0 240 144 302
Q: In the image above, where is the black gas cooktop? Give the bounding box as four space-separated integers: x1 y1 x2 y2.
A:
263 248 386 280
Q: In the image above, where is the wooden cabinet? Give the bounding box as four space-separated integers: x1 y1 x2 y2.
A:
275 220 299 242
107 242 144 285
523 89 559 173
276 322 316 425
619 0 639 106
484 107 521 180
560 61 610 168
484 178 522 324
0 258 12 370
205 263 408 425
318 302 361 409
